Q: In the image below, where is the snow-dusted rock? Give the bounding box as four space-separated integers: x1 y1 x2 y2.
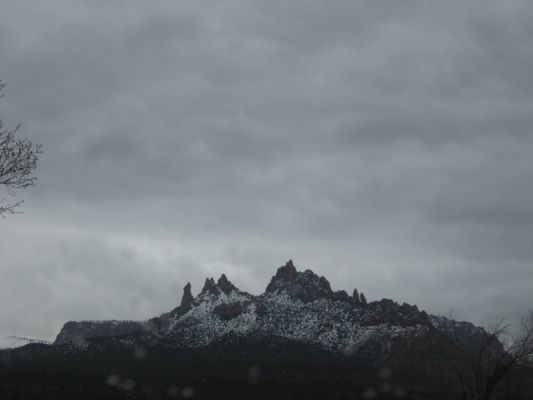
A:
53 260 486 359
54 320 145 345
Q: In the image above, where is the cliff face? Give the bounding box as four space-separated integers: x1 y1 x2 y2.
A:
54 320 145 345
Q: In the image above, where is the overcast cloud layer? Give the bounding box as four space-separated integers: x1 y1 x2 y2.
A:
1 0 532 340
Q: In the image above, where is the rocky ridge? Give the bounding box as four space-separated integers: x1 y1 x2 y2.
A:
0 336 51 349
53 260 480 360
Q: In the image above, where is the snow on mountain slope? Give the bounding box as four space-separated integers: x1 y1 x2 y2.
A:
53 260 485 358
158 260 433 352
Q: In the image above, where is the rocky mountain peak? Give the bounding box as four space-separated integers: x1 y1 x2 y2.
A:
364 298 428 326
198 275 239 297
352 288 361 305
360 292 367 306
201 277 219 295
180 282 194 312
276 259 298 280
265 260 296 292
51 259 488 361
265 260 334 302
217 273 236 295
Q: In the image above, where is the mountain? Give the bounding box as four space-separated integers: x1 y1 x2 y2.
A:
53 260 477 358
2 260 523 400
0 336 50 349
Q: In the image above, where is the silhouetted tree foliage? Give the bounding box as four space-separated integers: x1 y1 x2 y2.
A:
438 311 533 400
0 81 41 216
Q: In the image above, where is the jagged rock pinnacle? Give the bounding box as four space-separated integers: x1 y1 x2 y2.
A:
353 289 361 305
360 292 367 306
180 282 194 312
264 260 336 303
54 259 462 357
276 260 298 281
201 277 220 295
217 273 236 295
265 260 298 293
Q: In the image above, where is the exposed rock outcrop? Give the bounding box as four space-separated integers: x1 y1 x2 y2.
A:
353 289 361 305
266 260 298 292
213 302 245 320
365 299 429 326
360 292 367 306
217 274 236 295
266 261 334 303
201 277 219 295
54 320 144 345
53 259 489 359
180 282 194 312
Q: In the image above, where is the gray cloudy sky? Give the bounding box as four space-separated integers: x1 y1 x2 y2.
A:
1 0 532 341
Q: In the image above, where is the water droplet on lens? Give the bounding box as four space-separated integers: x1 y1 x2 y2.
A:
121 379 135 391
133 347 147 359
181 386 194 398
394 387 407 398
363 387 377 399
248 365 261 383
380 382 393 393
343 344 356 356
378 367 392 380
106 374 120 386
167 385 179 397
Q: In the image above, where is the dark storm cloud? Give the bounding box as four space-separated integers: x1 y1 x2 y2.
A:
1 0 532 339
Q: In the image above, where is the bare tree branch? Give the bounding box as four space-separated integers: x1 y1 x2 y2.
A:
437 311 533 400
0 80 42 217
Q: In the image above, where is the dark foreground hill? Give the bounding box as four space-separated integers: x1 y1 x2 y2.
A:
1 260 532 399
0 335 465 400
